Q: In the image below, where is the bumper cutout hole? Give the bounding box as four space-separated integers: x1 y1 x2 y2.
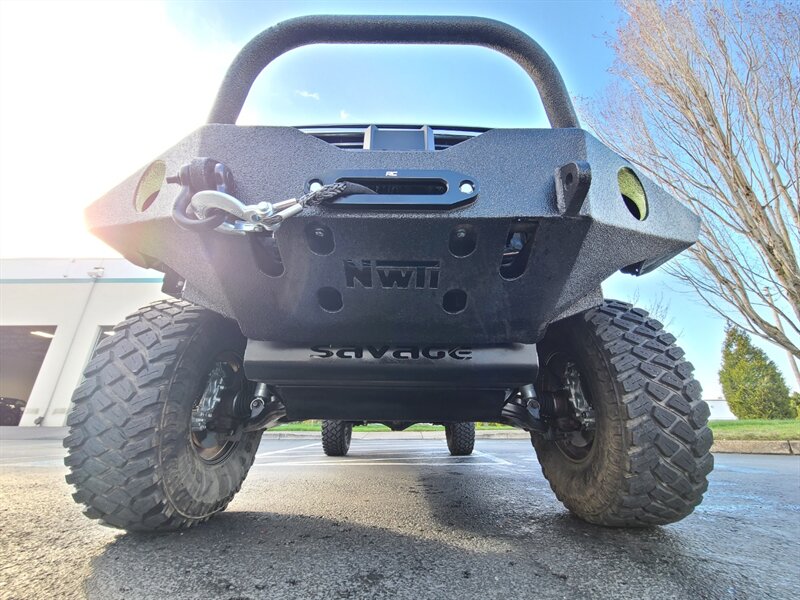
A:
442 289 467 314
134 160 165 213
318 287 343 312
306 223 335 255
449 224 476 257
500 222 537 280
618 167 648 220
250 236 284 277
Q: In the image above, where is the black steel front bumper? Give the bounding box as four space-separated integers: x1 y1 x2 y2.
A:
86 125 698 344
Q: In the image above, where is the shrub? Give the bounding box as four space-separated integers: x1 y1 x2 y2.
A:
790 392 800 420
719 326 793 419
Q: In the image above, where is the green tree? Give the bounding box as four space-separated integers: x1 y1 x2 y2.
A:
719 326 792 419
790 392 800 420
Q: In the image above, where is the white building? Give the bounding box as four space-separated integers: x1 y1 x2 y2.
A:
0 258 166 426
0 257 738 426
705 399 737 421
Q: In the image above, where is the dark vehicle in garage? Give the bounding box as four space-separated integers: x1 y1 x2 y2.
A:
0 397 25 426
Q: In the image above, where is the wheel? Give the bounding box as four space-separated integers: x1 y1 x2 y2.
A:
63 299 262 531
321 420 352 456
445 422 475 456
532 300 713 527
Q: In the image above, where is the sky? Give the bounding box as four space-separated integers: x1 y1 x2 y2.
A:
0 0 796 396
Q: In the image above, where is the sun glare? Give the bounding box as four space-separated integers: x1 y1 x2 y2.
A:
0 1 239 259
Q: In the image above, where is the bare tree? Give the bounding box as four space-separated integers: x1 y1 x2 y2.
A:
628 288 680 334
586 0 800 386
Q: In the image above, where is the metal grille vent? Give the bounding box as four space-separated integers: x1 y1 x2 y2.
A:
299 125 485 150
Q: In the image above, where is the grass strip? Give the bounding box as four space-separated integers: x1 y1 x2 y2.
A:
271 419 800 440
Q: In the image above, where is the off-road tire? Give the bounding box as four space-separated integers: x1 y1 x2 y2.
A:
63 299 262 531
445 422 475 456
532 300 713 527
321 420 352 456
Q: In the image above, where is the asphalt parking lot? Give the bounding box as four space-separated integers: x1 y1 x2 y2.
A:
1 431 799 600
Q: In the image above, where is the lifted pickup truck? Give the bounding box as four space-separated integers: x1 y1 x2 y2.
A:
64 15 713 531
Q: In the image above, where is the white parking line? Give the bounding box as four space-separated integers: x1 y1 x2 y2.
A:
252 439 515 469
253 460 497 467
256 442 320 457
1 459 65 467
259 455 460 463
0 454 64 463
473 449 512 465
283 448 448 456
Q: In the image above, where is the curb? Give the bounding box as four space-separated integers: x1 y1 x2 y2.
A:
0 426 69 440
711 440 798 455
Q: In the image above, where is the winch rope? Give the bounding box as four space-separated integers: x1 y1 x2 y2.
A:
299 181 376 206
173 181 376 232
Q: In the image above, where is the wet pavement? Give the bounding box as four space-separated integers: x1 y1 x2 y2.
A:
1 431 799 599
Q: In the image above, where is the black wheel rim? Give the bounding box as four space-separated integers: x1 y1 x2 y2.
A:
542 352 596 462
190 351 245 464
